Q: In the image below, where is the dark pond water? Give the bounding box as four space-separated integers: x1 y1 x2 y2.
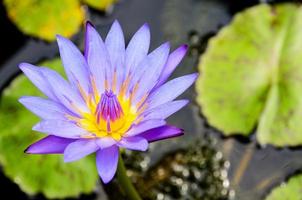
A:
0 0 302 200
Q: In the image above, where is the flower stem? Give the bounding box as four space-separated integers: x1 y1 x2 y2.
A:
116 153 142 200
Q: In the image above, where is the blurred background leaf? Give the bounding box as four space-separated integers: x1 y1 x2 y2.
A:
265 173 302 200
3 0 85 41
3 0 119 42
82 0 116 11
0 58 98 198
196 3 302 147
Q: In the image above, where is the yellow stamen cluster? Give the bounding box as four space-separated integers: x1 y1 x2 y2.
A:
83 94 136 140
67 75 145 141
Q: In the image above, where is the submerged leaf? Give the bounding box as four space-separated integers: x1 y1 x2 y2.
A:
265 174 302 200
0 59 98 198
4 0 84 41
196 4 302 146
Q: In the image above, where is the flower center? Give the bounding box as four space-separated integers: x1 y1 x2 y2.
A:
95 90 124 132
72 90 137 140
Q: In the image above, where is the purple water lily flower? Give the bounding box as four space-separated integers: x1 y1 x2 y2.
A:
19 21 197 183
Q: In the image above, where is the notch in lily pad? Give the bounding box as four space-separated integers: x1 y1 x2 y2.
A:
196 3 302 147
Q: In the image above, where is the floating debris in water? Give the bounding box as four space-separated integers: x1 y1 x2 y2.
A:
122 134 233 200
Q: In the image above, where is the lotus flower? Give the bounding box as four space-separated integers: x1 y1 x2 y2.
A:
19 21 197 183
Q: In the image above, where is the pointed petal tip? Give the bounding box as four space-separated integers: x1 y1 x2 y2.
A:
99 165 117 183
32 123 41 131
18 96 33 104
112 19 121 27
86 21 95 28
138 23 150 35
23 144 38 154
18 98 28 107
100 175 113 184
154 41 170 55
24 143 39 154
56 35 68 48
19 62 28 70
24 136 75 154
56 35 80 53
56 34 70 46
177 44 189 54
24 146 30 154
131 22 150 41
106 19 124 40
181 99 190 106
85 21 94 36
169 125 184 132
18 97 26 104
190 72 199 80
181 44 189 50
55 34 65 41
142 22 150 29
172 126 185 133
24 144 51 154
85 21 98 34
99 163 118 183
19 62 36 72
162 41 171 49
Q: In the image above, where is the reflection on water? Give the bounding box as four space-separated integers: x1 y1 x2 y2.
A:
161 0 230 47
220 137 302 199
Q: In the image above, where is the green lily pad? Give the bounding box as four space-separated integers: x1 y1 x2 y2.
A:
4 0 85 41
0 59 98 198
196 3 302 147
82 0 117 11
265 174 302 200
